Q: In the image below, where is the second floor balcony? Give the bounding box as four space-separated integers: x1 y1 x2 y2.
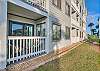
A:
21 0 47 13
71 0 80 13
8 0 47 13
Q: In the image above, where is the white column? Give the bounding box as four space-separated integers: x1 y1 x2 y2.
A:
0 0 7 69
45 16 50 54
45 0 50 54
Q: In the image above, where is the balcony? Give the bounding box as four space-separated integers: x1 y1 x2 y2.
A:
8 0 48 17
21 0 47 13
71 17 80 28
7 36 46 65
71 9 80 27
71 0 80 13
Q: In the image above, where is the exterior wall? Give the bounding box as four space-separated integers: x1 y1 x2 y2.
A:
71 0 87 43
71 0 81 43
48 0 71 52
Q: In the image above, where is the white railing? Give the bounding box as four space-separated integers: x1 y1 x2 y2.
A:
22 0 47 12
71 17 80 27
71 0 80 13
7 36 46 65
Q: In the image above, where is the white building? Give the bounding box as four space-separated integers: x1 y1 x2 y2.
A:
0 0 87 69
71 0 87 43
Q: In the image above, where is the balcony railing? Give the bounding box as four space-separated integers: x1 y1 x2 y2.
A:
21 0 47 12
7 36 46 65
71 0 80 13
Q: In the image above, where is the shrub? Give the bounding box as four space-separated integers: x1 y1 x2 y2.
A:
88 35 100 45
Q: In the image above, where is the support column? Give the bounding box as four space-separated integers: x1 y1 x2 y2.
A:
45 0 51 54
0 0 7 69
45 16 50 54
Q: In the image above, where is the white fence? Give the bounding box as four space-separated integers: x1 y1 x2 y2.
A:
7 36 46 65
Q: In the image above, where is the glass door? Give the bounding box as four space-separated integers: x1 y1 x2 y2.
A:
36 23 46 37
24 24 34 36
9 21 34 36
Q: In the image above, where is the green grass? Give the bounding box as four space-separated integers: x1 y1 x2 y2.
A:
34 43 100 71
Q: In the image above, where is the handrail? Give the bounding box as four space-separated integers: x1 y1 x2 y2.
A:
8 36 46 39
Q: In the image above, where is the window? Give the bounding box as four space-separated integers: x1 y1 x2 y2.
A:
52 24 61 41
24 24 33 36
76 13 79 22
9 21 34 36
36 22 46 37
80 31 81 38
52 0 61 9
65 26 70 39
80 6 81 13
82 21 84 27
65 2 70 16
11 23 23 36
76 29 78 37
72 27 75 37
82 32 83 38
80 18 82 26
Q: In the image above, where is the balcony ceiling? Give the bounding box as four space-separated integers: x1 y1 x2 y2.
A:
8 2 46 21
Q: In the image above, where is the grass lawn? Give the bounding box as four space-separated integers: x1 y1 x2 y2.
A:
34 43 100 71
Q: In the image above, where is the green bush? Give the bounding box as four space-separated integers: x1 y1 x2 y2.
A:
88 35 100 44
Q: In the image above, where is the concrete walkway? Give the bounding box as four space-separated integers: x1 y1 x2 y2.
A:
4 42 83 71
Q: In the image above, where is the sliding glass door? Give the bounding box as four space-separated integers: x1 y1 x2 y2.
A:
24 24 34 36
36 22 46 37
8 21 34 36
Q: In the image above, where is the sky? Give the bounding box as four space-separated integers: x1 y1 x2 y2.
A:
85 0 100 34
